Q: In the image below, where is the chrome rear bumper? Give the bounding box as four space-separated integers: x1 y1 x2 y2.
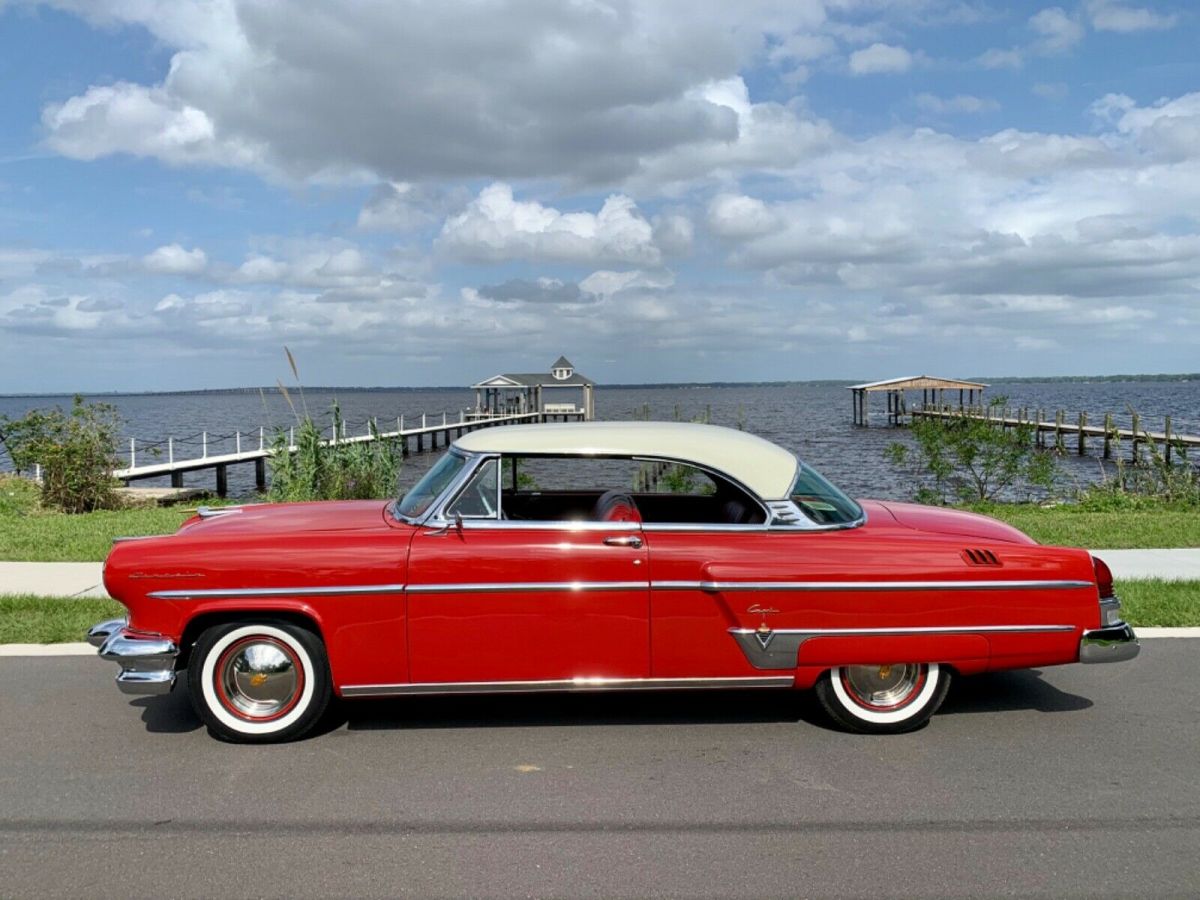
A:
89 618 179 695
1079 622 1139 664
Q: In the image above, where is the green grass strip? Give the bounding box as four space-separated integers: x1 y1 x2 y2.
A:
0 579 1196 644
0 506 201 562
964 503 1200 549
1116 579 1200 628
0 595 125 644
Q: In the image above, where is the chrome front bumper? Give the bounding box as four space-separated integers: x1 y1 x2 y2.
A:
1079 622 1140 664
88 618 179 695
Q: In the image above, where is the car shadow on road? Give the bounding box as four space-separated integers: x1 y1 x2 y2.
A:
940 669 1093 715
339 670 1092 734
118 669 1094 737
128 671 203 734
340 688 822 733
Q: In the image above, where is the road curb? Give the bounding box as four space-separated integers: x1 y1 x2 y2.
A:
2 629 1198 656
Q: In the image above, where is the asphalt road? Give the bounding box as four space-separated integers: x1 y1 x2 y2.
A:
1 644 1196 899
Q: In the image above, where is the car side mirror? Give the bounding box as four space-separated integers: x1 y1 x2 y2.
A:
454 512 463 537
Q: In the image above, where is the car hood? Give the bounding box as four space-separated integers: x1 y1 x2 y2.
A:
178 500 395 536
873 500 1036 545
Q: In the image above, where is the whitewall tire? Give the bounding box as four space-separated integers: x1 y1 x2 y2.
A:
188 621 331 744
815 663 950 734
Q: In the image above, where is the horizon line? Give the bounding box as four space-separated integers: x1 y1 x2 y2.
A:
1 372 1197 399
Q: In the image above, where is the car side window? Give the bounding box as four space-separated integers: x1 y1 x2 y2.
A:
497 455 765 526
446 458 499 519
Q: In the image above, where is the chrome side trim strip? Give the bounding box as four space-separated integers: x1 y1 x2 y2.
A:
341 675 795 698
406 581 646 594
652 579 1094 592
728 624 1076 670
149 579 1091 600
147 583 407 600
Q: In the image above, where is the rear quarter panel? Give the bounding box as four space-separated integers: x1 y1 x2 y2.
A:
646 524 1099 681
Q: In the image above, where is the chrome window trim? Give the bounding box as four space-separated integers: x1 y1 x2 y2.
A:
424 450 781 531
391 448 478 526
651 579 1094 592
628 454 773 524
785 463 867 530
454 519 642 533
640 523 771 533
341 675 795 698
147 583 407 600
443 456 502 521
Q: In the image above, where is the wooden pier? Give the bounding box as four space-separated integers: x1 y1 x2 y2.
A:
911 406 1199 462
114 409 582 496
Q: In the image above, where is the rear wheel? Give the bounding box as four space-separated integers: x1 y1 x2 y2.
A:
188 621 331 744
815 662 950 734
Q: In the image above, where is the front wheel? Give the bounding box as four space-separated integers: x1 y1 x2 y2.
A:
815 663 950 734
188 620 332 743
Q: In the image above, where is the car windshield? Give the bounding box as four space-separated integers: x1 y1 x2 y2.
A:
395 452 468 519
790 463 863 526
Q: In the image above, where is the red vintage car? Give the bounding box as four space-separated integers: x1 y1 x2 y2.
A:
89 422 1138 742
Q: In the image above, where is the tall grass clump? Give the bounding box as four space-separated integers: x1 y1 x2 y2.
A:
266 349 402 502
1077 421 1200 511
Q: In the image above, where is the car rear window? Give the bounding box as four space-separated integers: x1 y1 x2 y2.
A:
790 463 863 526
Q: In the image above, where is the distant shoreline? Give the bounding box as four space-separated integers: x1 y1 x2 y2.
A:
1 372 1196 399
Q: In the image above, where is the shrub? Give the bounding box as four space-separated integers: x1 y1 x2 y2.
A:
887 413 1056 504
268 402 402 502
0 396 123 513
1077 429 1200 510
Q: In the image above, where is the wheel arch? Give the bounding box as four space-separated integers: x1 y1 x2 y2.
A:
177 608 325 670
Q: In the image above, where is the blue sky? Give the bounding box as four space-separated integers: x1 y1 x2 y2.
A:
0 1 1197 390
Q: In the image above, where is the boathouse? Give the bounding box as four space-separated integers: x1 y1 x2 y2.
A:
849 375 987 426
472 356 595 420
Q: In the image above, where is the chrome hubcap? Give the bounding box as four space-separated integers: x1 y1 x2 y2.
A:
218 639 300 720
842 663 924 709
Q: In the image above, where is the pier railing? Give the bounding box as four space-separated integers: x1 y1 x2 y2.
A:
112 409 565 495
910 404 1198 462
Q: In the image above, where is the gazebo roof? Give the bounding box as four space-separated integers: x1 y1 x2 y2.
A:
848 375 988 392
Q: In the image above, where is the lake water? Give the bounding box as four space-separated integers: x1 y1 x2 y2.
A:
1 380 1196 500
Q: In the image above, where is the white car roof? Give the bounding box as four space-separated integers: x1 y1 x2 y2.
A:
453 421 798 500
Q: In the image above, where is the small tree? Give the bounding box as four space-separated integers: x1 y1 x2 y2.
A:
887 415 1056 504
0 396 123 513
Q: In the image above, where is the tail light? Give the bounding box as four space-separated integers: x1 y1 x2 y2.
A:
1093 555 1114 599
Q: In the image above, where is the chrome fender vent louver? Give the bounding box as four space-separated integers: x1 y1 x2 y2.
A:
962 548 1002 567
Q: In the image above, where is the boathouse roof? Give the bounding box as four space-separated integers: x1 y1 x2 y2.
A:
848 375 988 392
472 357 594 389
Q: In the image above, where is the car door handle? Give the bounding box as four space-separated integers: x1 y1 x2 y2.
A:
603 535 643 548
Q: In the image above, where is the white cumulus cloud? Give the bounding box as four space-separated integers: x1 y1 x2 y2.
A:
1086 1 1178 32
438 183 662 266
848 43 913 75
142 244 207 275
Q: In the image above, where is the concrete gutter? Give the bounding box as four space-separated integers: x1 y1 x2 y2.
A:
1 562 107 598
